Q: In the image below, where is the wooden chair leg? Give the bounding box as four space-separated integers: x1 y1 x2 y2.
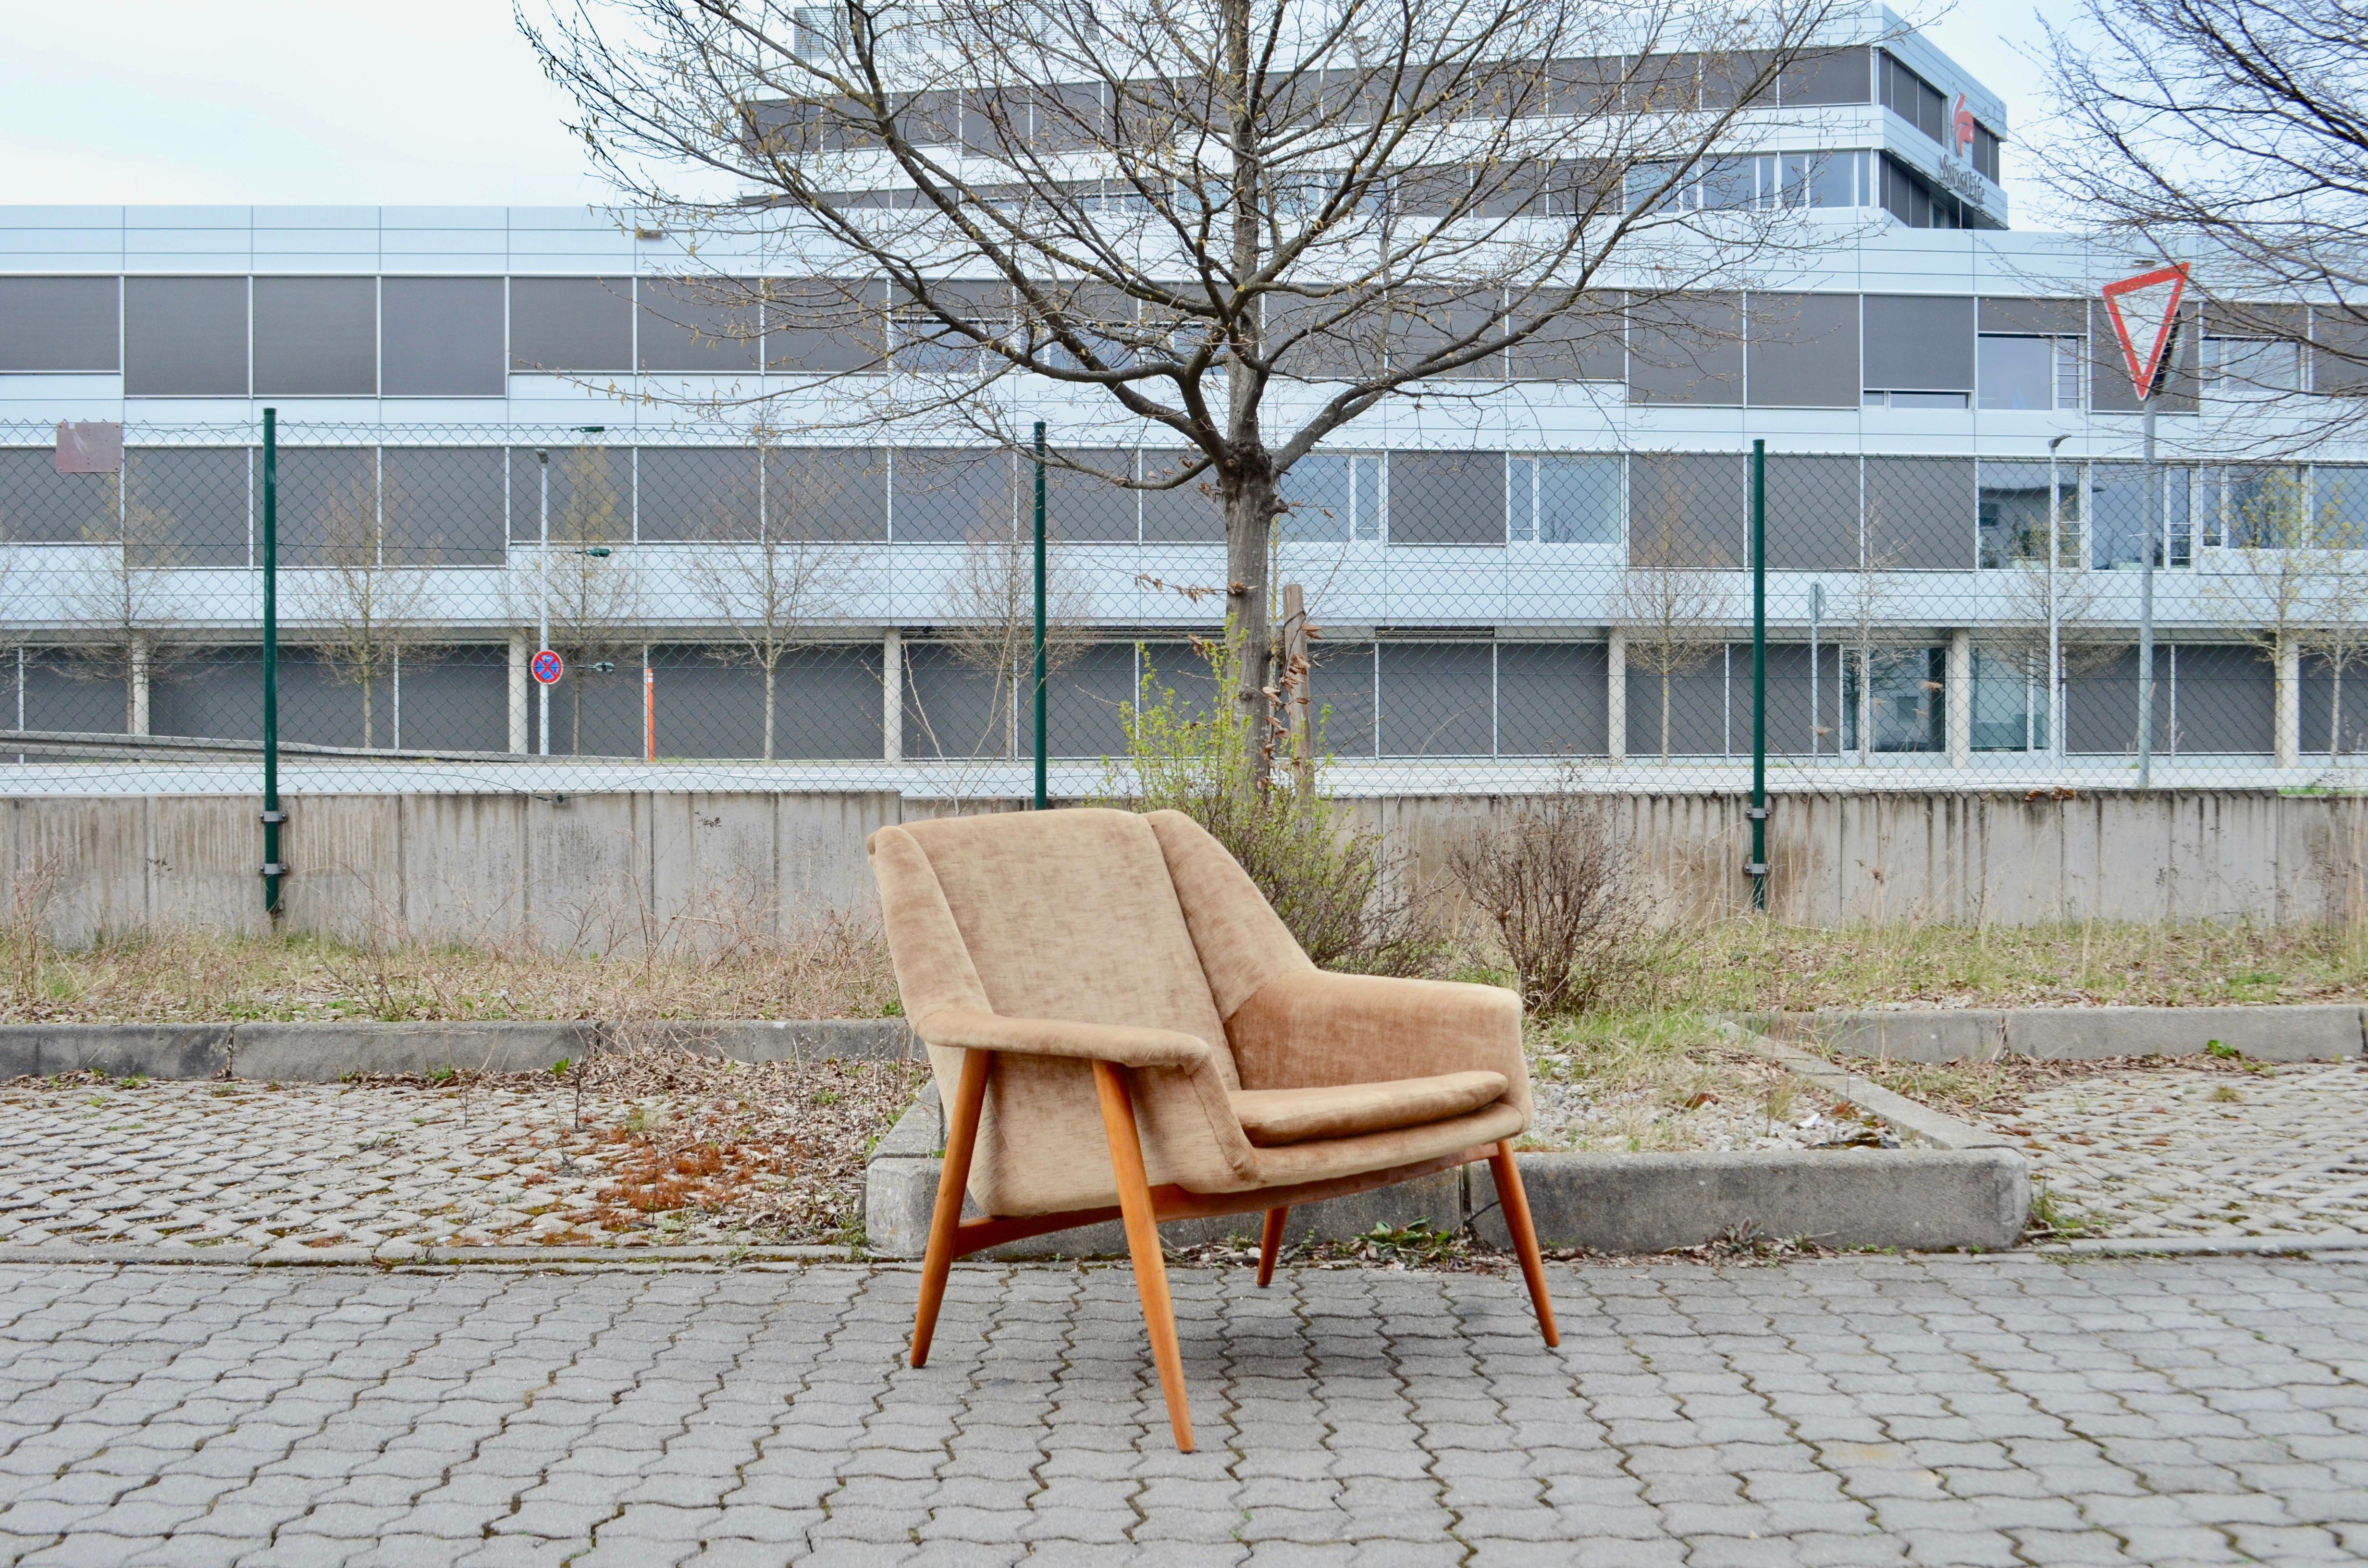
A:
1092 1060 1195 1454
1489 1140 1560 1348
912 1049 991 1370
1257 1206 1289 1288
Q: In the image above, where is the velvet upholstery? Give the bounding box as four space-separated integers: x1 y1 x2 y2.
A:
867 808 1533 1218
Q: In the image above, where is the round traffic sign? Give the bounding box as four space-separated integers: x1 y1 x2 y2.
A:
531 649 564 686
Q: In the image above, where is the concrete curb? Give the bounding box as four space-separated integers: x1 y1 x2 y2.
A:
0 1019 920 1082
1753 1004 2367 1064
0 1243 853 1268
2035 1231 2368 1258
863 1067 2034 1261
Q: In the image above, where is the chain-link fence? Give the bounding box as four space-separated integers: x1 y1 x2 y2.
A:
6 416 2366 800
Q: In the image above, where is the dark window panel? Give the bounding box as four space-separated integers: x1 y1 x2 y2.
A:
1045 450 1138 543
1728 642 1832 757
23 657 127 735
1748 292 1859 407
123 276 247 396
507 445 632 543
2311 306 2368 396
1629 452 1748 568
1389 286 1502 379
1628 293 1743 405
2064 645 2165 755
637 447 761 541
383 447 506 564
1766 454 1859 571
773 643 885 758
1979 298 2085 336
1308 642 1376 758
902 640 1009 757
394 647 510 752
509 277 633 373
1864 294 1974 391
1497 642 1609 756
1507 288 1625 380
1699 50 1775 110
0 447 118 543
126 447 249 566
1389 453 1505 546
1779 47 1871 105
1137 640 1221 719
1547 56 1623 115
1627 649 1728 757
381 277 505 397
895 448 1012 542
1019 641 1135 759
2301 651 2368 756
765 278 888 372
277 447 376 568
1864 456 1975 570
2168 645 2271 754
890 280 1011 373
1266 291 1387 381
538 656 644 757
1380 642 1492 755
253 277 377 396
155 648 355 747
0 277 119 372
638 276 761 373
1142 453 1222 543
766 447 888 541
1625 52 1698 112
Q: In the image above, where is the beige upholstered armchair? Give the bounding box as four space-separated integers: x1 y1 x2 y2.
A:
869 807 1557 1452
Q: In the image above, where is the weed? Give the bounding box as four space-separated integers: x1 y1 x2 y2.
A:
2025 1185 2102 1240
2209 1085 2244 1102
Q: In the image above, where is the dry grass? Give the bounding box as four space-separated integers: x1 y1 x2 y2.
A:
0 913 899 1026
1637 917 2368 1014
1831 1046 2285 1119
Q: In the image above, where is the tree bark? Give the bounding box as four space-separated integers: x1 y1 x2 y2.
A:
1221 453 1280 787
763 659 778 761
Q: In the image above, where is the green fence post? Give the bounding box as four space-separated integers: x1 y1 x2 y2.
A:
260 408 284 919
1749 438 1768 912
1033 420 1048 811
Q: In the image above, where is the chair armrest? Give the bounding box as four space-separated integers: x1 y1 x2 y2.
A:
1225 971 1528 1111
914 1006 1216 1070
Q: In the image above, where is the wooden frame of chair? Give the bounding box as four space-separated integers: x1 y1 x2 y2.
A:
907 1048 1560 1453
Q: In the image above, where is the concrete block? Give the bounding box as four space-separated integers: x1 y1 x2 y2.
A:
230 1022 592 1081
1765 1011 2010 1064
2003 1005 2363 1062
665 1018 919 1063
1470 1149 2030 1255
0 1024 233 1081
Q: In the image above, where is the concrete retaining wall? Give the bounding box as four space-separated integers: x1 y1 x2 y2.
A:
1762 1004 2368 1063
9 787 2368 948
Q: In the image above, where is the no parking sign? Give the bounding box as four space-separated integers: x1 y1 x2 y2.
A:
531 649 564 685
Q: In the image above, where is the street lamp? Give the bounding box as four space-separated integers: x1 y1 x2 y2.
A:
2048 434 2070 762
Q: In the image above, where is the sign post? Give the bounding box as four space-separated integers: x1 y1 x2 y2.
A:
2101 263 2189 790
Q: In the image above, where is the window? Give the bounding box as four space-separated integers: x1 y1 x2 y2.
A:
1628 293 1743 406
1044 449 1139 542
791 5 845 60
1278 454 1382 543
1864 456 1976 569
1876 154 1975 230
765 278 887 373
893 447 1011 542
1878 52 1947 144
636 447 761 541
1512 455 1621 544
1843 648 1943 752
381 278 505 396
253 277 377 396
638 277 760 374
1756 149 1865 209
1977 335 2081 410
891 282 1010 374
1748 292 1859 408
1623 161 1697 214
765 447 888 541
1141 452 1222 542
1864 294 1974 405
1971 649 2048 751
1971 124 2002 185
1977 461 2053 567
509 278 632 373
2202 336 2301 396
1777 48 1872 107
1497 643 1611 756
123 276 248 396
382 447 506 564
1379 643 1493 756
0 278 119 372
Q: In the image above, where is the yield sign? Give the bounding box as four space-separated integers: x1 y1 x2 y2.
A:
2100 262 2190 401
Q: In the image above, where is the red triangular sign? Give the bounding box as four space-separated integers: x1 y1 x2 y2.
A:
2100 263 2189 401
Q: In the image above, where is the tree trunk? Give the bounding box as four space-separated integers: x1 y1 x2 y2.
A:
763 659 777 761
1220 454 1280 787
1659 667 1672 761
2334 664 2345 760
361 671 374 749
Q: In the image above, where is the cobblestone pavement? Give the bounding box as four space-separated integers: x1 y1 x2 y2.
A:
1 1255 2364 1566
1980 1062 2368 1240
0 1080 797 1252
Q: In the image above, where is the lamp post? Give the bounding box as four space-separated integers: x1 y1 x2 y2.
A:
536 449 551 758
2048 434 2069 760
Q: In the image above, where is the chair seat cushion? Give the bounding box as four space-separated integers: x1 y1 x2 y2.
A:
1228 1071 1511 1148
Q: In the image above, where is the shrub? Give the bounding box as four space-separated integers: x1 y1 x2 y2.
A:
1100 641 1441 975
1449 786 1655 1016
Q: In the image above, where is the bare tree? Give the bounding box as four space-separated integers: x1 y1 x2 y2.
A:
927 526 1096 760
2036 0 2368 428
521 0 1854 779
682 445 862 760
2208 467 2368 762
57 471 186 733
2304 474 2368 757
1616 461 1731 761
292 470 435 748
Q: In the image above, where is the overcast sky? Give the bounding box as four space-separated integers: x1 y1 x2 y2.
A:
0 1 2082 222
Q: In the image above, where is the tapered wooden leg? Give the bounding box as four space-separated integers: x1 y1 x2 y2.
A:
912 1049 992 1369
1257 1207 1289 1288
1490 1140 1560 1348
1093 1060 1194 1453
